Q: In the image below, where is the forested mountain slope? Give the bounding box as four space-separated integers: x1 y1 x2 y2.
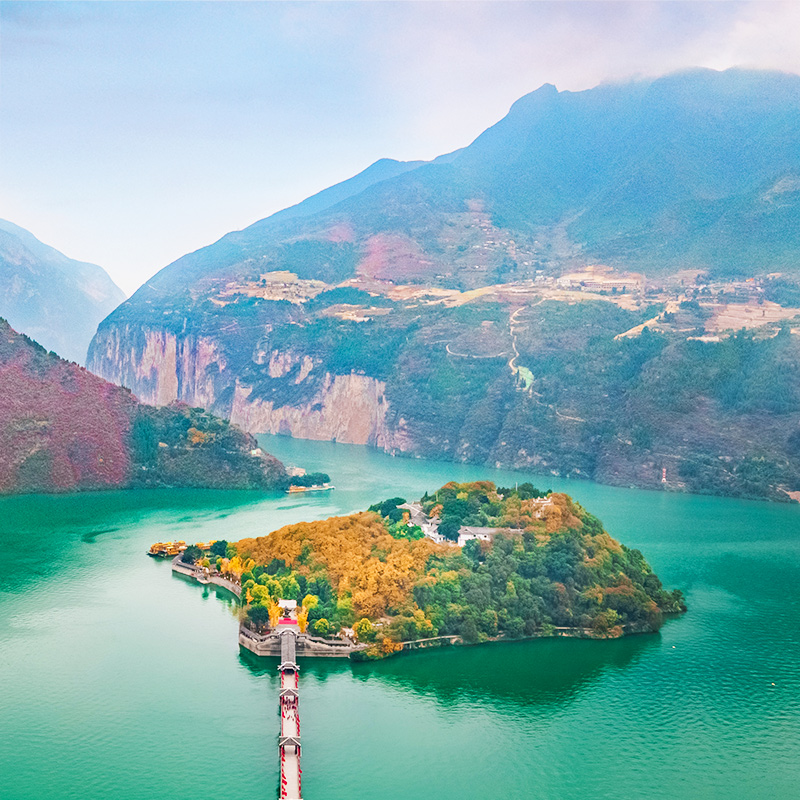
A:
0 318 287 494
99 67 800 315
88 68 800 501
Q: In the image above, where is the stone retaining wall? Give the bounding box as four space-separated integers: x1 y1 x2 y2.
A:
239 625 365 658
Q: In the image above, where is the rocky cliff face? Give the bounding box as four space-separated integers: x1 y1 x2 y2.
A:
88 323 226 408
89 325 410 448
229 374 391 446
87 293 800 502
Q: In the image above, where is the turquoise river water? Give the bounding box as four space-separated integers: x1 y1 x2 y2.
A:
1 435 799 799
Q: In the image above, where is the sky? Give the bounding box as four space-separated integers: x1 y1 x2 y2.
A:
1 1 800 295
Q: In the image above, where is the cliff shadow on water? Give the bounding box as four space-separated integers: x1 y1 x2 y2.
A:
0 487 281 530
237 630 661 711
352 634 662 710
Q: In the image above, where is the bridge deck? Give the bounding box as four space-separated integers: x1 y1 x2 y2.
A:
279 630 302 800
281 630 297 664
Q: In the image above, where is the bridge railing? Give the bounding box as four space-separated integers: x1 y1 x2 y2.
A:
240 626 276 643
171 557 242 598
239 624 362 650
298 632 358 649
401 635 460 650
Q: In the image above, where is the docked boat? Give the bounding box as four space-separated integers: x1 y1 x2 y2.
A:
147 540 188 558
286 483 334 494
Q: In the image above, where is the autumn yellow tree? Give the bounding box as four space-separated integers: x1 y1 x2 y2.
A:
236 512 444 621
268 599 282 628
223 555 254 582
380 637 403 655
186 427 209 445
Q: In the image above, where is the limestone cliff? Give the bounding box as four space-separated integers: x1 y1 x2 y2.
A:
229 374 391 446
88 324 411 449
87 297 800 502
88 323 225 408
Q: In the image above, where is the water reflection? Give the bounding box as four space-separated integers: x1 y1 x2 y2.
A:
0 487 272 532
170 571 240 613
0 488 279 594
358 635 658 707
238 647 353 682
238 632 659 710
80 526 120 543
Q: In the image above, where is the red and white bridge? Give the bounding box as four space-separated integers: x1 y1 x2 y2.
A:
278 629 302 800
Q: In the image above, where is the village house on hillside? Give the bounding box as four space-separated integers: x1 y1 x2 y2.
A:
456 525 519 548
398 502 447 542
399 496 558 546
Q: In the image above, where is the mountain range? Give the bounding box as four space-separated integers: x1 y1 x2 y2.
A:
106 67 800 315
86 67 800 500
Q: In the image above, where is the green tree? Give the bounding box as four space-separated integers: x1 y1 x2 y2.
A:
247 605 271 631
438 518 461 541
336 597 356 627
210 540 228 557
353 618 377 642
182 545 202 564
290 472 331 488
279 575 301 600
130 412 158 466
307 575 333 603
463 538 483 565
368 497 407 521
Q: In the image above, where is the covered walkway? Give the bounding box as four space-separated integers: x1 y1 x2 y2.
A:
279 630 302 800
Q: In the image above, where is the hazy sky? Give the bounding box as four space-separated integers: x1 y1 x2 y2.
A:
2 1 799 294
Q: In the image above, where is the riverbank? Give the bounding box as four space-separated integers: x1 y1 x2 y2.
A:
350 621 669 661
170 550 662 662
170 555 242 598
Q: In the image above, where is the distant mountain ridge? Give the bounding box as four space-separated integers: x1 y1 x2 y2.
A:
108 67 800 318
0 219 125 364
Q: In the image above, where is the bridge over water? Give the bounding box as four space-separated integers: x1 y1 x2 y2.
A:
278 630 302 800
170 557 462 798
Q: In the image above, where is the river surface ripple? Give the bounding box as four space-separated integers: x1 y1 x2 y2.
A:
1 435 799 799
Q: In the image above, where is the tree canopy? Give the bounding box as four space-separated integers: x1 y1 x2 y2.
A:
233 481 684 656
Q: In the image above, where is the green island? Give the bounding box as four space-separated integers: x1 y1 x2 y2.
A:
182 481 685 659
